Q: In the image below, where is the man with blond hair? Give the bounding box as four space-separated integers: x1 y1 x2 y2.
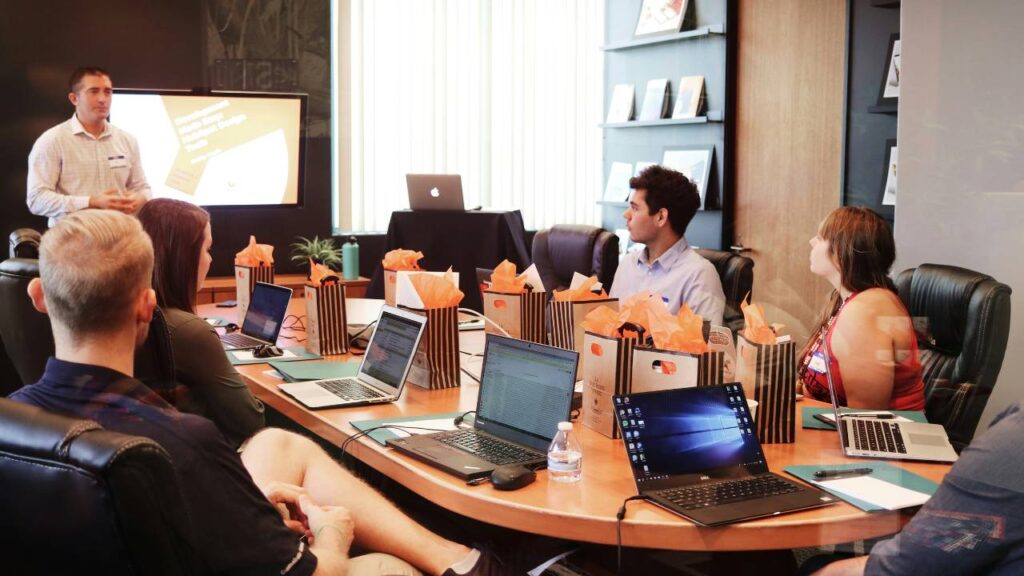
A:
11 210 502 576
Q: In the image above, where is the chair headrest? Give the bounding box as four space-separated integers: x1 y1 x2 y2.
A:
897 264 994 353
9 228 41 259
0 257 40 279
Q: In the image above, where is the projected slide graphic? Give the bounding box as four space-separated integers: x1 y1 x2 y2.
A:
111 92 303 207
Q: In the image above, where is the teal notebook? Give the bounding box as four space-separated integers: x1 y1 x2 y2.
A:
785 462 939 512
227 345 321 366
802 406 927 430
351 412 473 446
268 360 360 383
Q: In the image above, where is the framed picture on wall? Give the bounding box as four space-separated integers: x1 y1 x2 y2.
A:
877 34 901 105
634 0 689 39
881 139 898 206
662 145 714 207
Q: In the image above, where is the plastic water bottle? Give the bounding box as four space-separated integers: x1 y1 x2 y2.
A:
342 236 360 280
547 422 582 483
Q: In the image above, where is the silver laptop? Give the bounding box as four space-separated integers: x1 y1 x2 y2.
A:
822 345 958 463
220 282 293 350
277 306 427 409
407 174 465 211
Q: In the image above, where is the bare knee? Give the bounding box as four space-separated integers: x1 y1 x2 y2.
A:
241 428 320 481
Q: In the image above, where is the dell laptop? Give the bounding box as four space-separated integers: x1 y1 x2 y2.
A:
220 282 293 350
387 334 579 480
277 305 427 409
614 385 835 527
821 346 958 463
407 174 465 211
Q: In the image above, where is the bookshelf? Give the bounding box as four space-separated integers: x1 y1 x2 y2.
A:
600 0 736 251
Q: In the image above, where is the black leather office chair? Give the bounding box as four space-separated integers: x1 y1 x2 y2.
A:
531 225 619 292
695 248 754 334
0 397 198 574
895 264 1012 450
8 228 41 259
0 257 176 396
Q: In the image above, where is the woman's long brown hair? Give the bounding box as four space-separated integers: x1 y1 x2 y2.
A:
137 199 211 313
799 206 897 363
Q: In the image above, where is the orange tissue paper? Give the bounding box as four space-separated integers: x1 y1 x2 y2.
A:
489 260 529 293
649 304 708 354
740 296 779 345
235 235 274 267
409 269 464 308
382 249 424 270
308 258 339 287
552 275 608 302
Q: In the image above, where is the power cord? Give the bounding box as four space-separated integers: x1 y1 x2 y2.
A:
453 411 476 428
456 307 510 337
283 315 307 331
338 424 448 469
347 320 378 356
616 495 647 576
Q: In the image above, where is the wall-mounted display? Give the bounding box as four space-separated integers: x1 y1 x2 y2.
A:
671 75 705 119
634 0 689 38
662 145 714 207
607 83 636 123
639 78 671 121
881 140 898 206
877 34 901 105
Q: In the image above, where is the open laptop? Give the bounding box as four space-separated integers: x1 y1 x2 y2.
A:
220 282 293 350
387 334 579 480
277 306 427 409
821 345 958 463
614 385 835 527
407 174 465 211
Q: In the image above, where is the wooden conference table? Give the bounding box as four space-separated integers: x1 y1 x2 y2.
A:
200 299 952 551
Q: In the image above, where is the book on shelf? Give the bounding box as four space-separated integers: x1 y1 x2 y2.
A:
603 162 634 202
638 78 671 121
606 84 635 123
671 75 706 119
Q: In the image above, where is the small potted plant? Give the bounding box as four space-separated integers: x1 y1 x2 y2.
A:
290 235 343 278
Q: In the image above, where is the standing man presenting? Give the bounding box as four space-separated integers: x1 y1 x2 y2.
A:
610 165 726 325
27 67 150 226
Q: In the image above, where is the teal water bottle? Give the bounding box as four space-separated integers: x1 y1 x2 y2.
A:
342 236 360 280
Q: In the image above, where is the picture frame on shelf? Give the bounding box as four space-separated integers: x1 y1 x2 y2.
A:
633 0 689 39
671 75 705 119
662 145 714 207
604 162 635 201
881 139 898 206
877 34 900 105
606 83 635 123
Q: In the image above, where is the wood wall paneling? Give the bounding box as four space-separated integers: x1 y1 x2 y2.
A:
734 0 847 344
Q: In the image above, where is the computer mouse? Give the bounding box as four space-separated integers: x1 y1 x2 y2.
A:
490 465 536 491
254 344 284 358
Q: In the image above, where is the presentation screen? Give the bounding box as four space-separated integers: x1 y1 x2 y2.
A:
110 89 306 207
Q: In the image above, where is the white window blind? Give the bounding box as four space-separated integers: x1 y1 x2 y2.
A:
337 0 604 232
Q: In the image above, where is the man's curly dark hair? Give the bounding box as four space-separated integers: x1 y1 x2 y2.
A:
629 165 700 237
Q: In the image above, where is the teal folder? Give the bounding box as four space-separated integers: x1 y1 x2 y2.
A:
351 412 473 446
227 345 321 366
802 406 927 430
268 360 360 383
784 462 939 512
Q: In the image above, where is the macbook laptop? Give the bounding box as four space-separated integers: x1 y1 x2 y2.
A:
277 305 427 409
220 282 293 350
387 334 579 480
407 174 465 211
614 385 835 527
821 346 958 463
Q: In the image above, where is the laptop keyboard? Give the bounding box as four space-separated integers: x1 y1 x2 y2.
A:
657 475 801 510
434 429 541 466
318 378 386 401
852 419 907 454
221 332 266 348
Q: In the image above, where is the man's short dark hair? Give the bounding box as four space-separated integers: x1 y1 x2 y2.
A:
629 165 701 236
68 67 111 94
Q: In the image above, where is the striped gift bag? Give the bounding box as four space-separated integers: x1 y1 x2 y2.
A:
303 282 349 356
581 331 639 438
630 348 727 392
403 305 461 390
548 298 618 374
482 289 547 344
235 264 275 321
736 335 797 444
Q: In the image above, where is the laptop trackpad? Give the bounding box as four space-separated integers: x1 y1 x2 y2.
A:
908 433 948 447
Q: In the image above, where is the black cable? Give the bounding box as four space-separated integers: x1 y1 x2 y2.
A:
338 424 448 469
453 410 476 428
347 320 378 356
459 366 481 384
282 315 306 331
616 495 647 576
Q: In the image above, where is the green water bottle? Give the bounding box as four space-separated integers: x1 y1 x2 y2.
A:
342 236 359 280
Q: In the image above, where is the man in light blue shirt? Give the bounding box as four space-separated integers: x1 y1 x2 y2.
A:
609 165 725 326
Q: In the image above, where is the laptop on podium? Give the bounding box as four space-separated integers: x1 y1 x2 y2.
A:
406 174 465 211
387 334 579 480
614 385 835 527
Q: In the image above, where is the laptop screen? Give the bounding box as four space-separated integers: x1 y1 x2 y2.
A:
359 308 425 392
241 283 292 342
475 335 578 451
614 384 768 490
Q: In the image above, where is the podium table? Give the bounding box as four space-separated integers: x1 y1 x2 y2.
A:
367 210 531 311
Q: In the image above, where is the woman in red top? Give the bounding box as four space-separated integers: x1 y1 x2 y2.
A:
798 207 925 411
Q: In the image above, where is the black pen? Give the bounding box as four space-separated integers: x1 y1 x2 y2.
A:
814 467 873 480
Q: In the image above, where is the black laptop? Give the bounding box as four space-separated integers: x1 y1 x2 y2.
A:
614 385 835 526
220 282 293 350
387 334 579 480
